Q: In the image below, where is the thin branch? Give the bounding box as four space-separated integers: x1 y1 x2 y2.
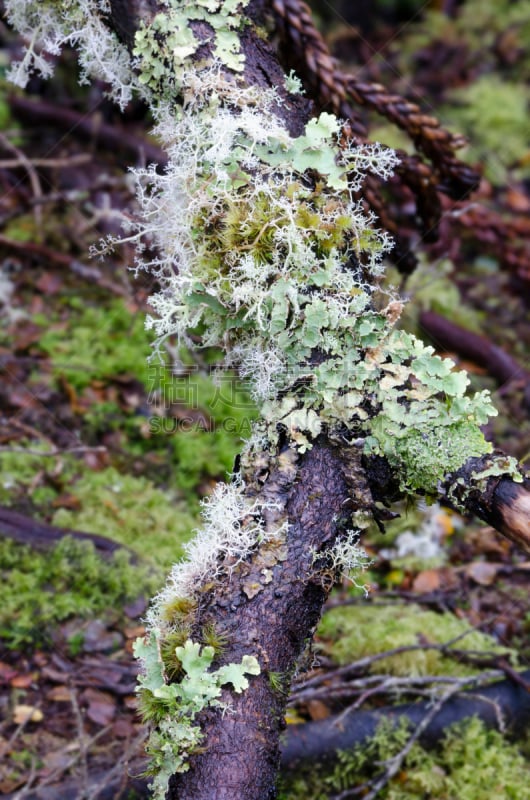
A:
343 682 470 800
0 131 43 229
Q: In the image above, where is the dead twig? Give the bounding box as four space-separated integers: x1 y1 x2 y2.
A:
343 683 471 800
8 95 166 167
0 445 107 457
0 234 131 297
0 132 43 230
0 154 92 170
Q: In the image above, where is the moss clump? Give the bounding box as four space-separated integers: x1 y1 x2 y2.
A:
0 446 77 506
0 536 157 649
317 604 513 677
395 717 530 800
37 298 157 391
445 76 530 185
279 717 530 800
51 467 196 568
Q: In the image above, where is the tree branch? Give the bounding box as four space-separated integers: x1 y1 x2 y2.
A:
6 3 530 799
168 440 364 799
282 668 530 769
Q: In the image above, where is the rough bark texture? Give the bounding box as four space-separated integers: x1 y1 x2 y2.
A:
168 440 365 799
106 0 160 51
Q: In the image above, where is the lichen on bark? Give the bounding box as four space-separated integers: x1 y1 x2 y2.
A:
4 0 528 795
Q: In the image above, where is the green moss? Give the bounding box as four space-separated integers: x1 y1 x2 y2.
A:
0 536 157 649
171 428 235 498
51 467 197 568
37 298 158 391
154 367 256 502
445 77 530 185
0 446 76 505
317 604 513 677
279 717 530 800
394 717 530 800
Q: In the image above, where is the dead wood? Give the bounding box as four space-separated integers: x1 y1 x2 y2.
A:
282 668 530 769
0 505 137 561
420 310 530 389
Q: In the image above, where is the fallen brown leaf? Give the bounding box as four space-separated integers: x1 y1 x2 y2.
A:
81 688 117 726
11 672 38 689
465 561 499 586
412 569 442 593
13 704 43 724
46 685 72 702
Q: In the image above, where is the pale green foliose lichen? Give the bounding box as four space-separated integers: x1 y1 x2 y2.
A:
121 62 500 492
133 0 248 99
134 633 260 799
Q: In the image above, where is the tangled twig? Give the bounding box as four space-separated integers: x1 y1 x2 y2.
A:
270 0 530 281
270 0 478 196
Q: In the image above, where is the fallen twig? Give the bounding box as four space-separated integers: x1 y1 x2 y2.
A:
282 668 530 770
419 309 530 390
0 505 138 561
9 95 166 167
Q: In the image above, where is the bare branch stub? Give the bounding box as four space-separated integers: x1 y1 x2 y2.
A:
446 458 530 553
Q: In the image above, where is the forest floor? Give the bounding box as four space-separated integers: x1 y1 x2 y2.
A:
1 2 530 798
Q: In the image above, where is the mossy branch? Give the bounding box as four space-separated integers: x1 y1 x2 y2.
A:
5 0 530 797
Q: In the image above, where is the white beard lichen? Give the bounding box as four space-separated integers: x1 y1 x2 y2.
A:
5 0 135 108
147 478 289 633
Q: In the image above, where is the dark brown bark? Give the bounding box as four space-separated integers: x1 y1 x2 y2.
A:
0 505 138 560
168 440 366 799
448 464 530 553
